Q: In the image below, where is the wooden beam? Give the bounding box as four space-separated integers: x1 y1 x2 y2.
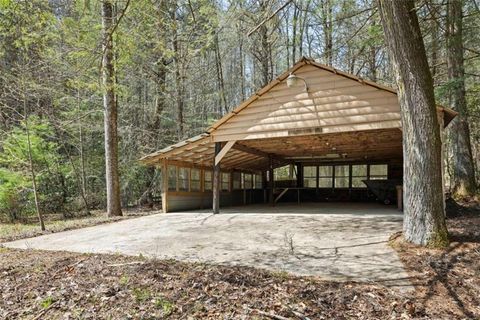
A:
232 143 271 158
165 159 211 171
215 140 236 165
221 154 262 168
274 188 289 204
213 142 221 214
161 159 168 213
232 143 291 167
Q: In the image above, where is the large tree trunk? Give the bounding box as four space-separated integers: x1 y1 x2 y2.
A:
101 0 122 216
378 0 448 247
446 0 477 197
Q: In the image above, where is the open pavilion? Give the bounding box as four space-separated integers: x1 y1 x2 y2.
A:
140 57 456 213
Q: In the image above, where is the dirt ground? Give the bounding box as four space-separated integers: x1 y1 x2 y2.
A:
0 208 157 243
391 198 480 319
0 248 418 320
0 199 478 319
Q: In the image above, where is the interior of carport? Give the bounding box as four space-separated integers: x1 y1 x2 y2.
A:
140 128 404 213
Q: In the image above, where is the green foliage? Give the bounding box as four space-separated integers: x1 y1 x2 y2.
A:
0 117 58 171
119 275 130 286
0 0 57 61
40 296 54 309
0 0 478 223
365 23 384 47
0 117 64 220
132 287 151 303
0 168 29 221
154 297 174 315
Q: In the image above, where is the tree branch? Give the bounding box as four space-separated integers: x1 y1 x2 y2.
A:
247 0 292 37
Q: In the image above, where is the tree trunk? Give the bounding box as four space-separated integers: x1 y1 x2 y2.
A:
22 81 45 231
446 0 477 197
322 0 333 66
292 4 298 63
77 89 89 213
429 1 439 81
214 34 228 115
151 0 168 146
378 0 448 247
260 24 270 87
368 20 377 82
238 25 246 101
172 5 184 139
101 0 122 216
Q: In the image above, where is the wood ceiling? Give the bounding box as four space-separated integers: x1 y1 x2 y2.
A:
240 128 403 162
140 128 402 172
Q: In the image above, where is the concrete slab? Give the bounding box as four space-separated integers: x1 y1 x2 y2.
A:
4 203 412 290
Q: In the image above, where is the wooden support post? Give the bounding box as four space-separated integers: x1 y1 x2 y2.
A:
332 165 336 189
348 164 353 200
161 159 168 213
213 142 221 214
262 171 267 203
396 185 403 211
269 157 274 206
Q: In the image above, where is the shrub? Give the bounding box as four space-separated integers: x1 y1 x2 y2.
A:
0 168 30 222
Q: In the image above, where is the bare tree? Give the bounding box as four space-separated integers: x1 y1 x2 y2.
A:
446 0 477 197
378 0 448 246
21 70 45 231
172 3 185 140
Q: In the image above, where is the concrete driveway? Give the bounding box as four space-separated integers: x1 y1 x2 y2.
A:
4 203 411 289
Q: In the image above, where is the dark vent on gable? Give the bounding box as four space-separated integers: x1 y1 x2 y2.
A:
288 127 323 136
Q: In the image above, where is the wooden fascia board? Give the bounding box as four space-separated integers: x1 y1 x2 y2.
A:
306 60 398 94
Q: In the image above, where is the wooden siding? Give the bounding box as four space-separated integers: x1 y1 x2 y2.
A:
165 190 249 212
211 64 402 142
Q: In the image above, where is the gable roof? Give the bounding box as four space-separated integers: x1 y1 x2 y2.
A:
140 57 457 166
207 57 456 142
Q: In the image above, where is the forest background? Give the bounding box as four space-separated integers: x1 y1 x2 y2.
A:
0 0 478 221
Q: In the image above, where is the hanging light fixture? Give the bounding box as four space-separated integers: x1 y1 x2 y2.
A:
286 73 309 91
